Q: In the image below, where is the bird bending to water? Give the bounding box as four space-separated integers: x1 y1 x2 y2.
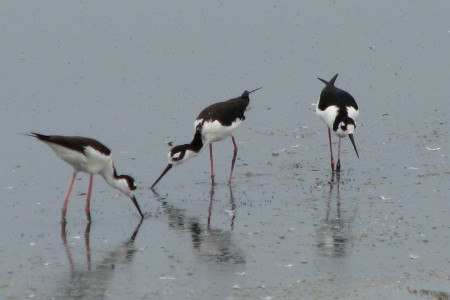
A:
316 74 359 171
28 132 144 222
151 88 262 188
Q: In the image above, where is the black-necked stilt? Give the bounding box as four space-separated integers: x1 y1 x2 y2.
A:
151 88 262 188
27 132 144 222
316 74 359 171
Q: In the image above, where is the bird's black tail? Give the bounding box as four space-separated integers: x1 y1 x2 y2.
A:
317 73 339 86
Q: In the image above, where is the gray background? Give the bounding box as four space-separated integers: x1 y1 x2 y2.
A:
1 1 450 299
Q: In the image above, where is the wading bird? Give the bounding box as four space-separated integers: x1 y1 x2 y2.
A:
151 88 261 188
316 74 359 171
28 133 144 222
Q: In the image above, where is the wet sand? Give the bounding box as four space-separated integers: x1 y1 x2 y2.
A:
1 1 450 299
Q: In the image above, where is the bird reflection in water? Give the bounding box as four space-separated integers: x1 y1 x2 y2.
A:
56 220 143 299
154 185 244 264
316 172 354 257
207 184 236 230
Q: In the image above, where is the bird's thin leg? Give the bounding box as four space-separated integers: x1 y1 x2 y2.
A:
209 144 215 185
336 137 342 171
328 129 335 171
85 174 94 222
61 172 77 224
229 136 238 183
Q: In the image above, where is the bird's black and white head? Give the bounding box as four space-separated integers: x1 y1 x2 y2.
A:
335 116 356 138
336 117 359 158
151 129 204 189
112 172 144 218
167 142 201 166
114 174 137 197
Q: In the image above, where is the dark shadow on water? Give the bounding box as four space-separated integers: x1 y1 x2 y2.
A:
55 220 143 299
316 172 354 257
153 185 244 265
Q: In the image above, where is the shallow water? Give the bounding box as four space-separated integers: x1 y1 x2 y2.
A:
1 1 450 299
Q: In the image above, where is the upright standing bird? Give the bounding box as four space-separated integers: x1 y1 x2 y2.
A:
151 88 262 188
316 74 359 171
27 133 144 222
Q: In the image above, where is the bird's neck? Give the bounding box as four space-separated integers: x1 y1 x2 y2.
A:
99 162 120 188
190 130 203 152
333 110 349 132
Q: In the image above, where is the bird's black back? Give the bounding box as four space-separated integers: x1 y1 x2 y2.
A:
318 86 358 112
317 74 358 112
30 132 111 156
196 93 250 126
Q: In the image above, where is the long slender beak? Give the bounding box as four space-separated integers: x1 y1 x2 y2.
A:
151 164 173 189
348 134 359 158
131 195 144 219
249 87 263 94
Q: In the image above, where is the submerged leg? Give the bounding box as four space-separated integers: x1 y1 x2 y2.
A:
61 172 77 223
85 175 94 222
328 129 335 171
207 185 214 229
84 222 92 270
209 144 215 185
229 136 239 183
337 137 342 171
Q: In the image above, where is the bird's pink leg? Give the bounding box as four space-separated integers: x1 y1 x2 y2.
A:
209 144 215 185
229 136 238 183
61 172 77 224
328 129 335 171
85 175 94 222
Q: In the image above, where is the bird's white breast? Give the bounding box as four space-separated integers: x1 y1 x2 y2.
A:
316 103 359 133
316 103 339 130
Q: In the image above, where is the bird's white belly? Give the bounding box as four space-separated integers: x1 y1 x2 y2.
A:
196 119 242 144
47 143 110 174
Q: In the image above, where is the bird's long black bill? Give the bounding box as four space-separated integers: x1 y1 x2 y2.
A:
249 87 263 94
131 195 144 219
151 164 173 189
349 134 359 158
